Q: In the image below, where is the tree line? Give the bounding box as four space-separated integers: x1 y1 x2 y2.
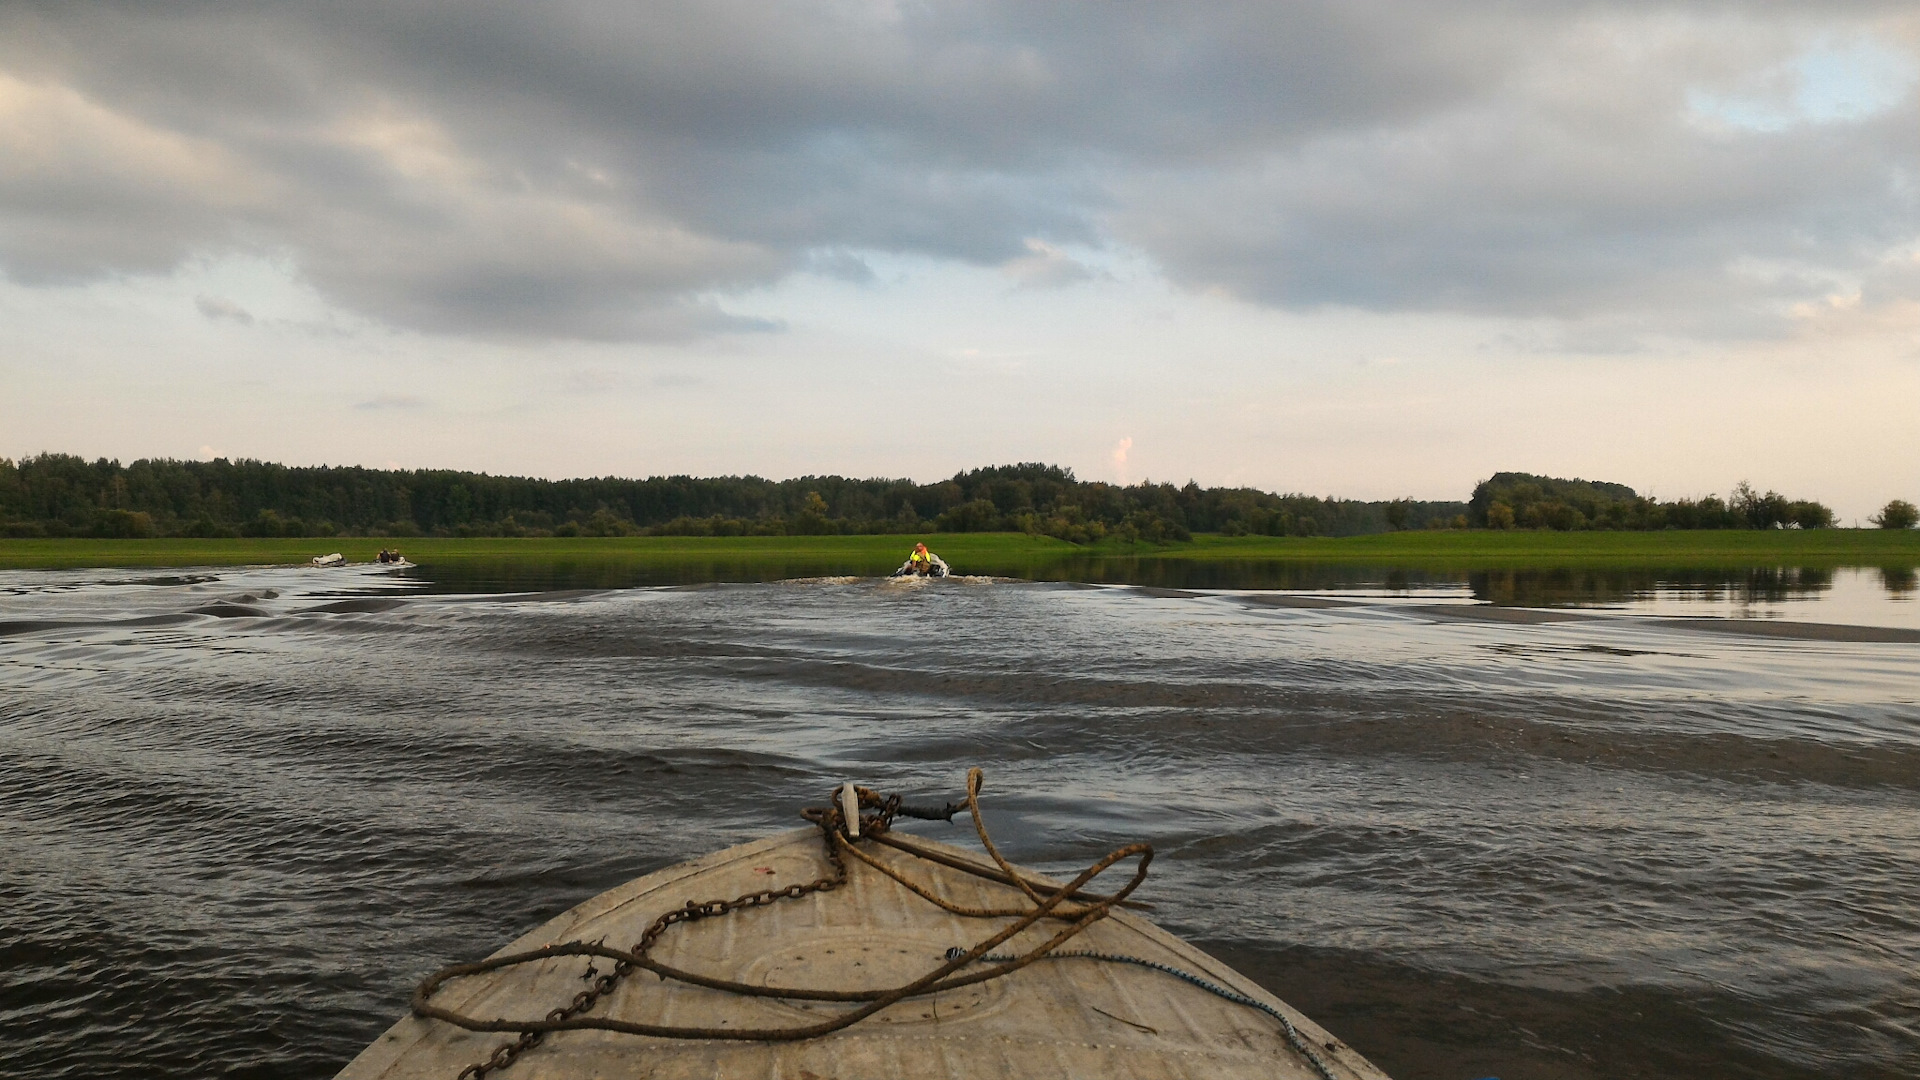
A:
0 455 1465 541
1468 472 1839 530
3 455 1900 541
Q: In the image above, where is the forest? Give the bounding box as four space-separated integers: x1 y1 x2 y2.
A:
0 455 1466 541
1469 472 1835 530
1 456 1859 541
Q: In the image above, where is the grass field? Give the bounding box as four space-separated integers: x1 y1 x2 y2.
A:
1163 529 1920 565
3 530 1916 574
0 533 1076 572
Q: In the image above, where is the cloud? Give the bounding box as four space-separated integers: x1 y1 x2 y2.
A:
194 294 252 323
355 393 428 410
0 2 1917 342
1687 36 1918 132
0 69 268 282
1118 15 1920 333
1001 238 1096 288
804 249 878 285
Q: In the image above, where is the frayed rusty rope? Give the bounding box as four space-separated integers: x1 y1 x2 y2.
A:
414 768 1152 1078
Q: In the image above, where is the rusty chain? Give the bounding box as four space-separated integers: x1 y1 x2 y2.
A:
416 769 1159 1077
447 797 857 1078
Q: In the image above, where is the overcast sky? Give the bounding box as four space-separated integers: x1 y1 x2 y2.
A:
3 1 1917 517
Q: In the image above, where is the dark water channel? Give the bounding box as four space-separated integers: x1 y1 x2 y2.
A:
3 563 1918 1079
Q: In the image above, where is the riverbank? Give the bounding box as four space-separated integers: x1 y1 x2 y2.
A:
3 530 1916 573
0 534 1077 573
1165 529 1920 565
5 530 1919 573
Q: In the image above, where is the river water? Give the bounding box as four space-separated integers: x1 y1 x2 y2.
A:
3 564 1917 1079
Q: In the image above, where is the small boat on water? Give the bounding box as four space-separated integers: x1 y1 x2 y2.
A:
890 544 950 578
336 771 1388 1080
311 550 410 568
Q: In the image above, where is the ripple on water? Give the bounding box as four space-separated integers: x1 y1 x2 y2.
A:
2 568 1917 1079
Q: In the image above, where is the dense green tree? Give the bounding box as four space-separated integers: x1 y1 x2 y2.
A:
1872 499 1919 529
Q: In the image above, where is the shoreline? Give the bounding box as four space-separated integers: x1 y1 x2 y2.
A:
3 529 1918 571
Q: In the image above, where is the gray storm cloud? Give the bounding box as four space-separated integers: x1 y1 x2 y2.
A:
0 1 1915 340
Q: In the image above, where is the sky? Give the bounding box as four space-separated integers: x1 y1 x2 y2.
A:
2 2 1917 520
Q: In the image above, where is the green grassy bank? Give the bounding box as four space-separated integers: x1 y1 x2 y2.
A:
1164 529 1920 566
0 533 1077 572
3 530 1916 573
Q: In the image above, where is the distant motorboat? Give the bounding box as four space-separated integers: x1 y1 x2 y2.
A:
310 550 409 568
890 552 950 578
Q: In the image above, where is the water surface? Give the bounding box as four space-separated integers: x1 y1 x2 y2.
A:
3 564 1917 1079
405 557 1920 631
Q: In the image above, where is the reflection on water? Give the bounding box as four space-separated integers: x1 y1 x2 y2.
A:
1469 565 1839 607
1014 558 1470 592
1460 565 1919 630
1584 566 1920 630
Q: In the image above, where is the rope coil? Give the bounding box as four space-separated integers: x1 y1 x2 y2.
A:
409 768 1332 1078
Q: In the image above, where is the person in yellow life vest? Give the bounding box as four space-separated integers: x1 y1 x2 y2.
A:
908 542 932 574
